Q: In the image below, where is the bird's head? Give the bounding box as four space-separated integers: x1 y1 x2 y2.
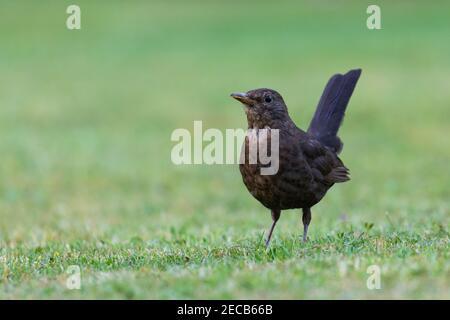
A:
230 88 290 128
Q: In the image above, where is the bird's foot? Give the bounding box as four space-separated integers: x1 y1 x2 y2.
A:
302 223 309 243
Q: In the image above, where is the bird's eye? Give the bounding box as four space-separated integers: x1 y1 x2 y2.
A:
264 96 272 103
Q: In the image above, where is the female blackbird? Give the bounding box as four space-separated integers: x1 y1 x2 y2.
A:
231 69 361 247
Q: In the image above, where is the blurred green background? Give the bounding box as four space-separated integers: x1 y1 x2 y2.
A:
0 1 448 299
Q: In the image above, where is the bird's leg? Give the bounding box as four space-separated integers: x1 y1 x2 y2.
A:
265 209 281 248
302 208 312 242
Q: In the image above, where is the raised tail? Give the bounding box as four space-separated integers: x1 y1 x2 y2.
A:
307 69 361 154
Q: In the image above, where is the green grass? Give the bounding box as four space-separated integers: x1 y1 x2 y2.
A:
0 1 449 299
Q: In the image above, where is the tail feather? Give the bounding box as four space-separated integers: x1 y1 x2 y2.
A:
308 69 362 154
326 166 350 183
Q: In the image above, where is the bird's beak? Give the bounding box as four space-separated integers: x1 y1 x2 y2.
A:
230 92 254 106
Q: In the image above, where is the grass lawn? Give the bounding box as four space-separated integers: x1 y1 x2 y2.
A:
0 1 448 299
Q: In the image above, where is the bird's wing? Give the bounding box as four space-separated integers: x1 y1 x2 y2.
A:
300 138 350 184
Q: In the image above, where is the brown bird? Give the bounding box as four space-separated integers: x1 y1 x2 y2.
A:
231 69 361 247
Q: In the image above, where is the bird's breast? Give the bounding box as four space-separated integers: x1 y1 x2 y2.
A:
239 131 321 209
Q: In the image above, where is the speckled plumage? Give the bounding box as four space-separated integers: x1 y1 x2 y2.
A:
231 69 361 246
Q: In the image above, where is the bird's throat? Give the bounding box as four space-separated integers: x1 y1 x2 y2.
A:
245 108 292 130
